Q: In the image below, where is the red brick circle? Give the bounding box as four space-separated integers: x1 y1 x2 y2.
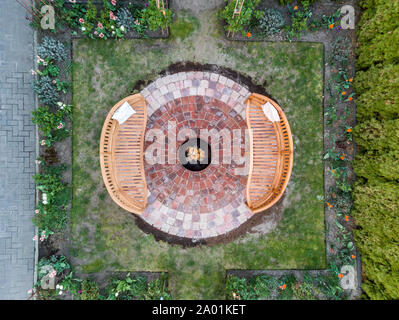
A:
144 96 247 214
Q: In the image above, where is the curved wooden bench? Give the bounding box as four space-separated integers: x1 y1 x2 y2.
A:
100 94 148 214
245 93 293 213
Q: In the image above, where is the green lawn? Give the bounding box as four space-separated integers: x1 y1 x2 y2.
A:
71 11 325 299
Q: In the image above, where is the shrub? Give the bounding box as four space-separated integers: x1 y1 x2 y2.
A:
259 9 285 36
354 64 399 121
352 0 399 300
37 36 67 62
354 150 399 182
33 76 59 106
354 119 399 152
352 183 399 299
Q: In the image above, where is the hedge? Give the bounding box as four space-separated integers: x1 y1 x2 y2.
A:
352 0 399 299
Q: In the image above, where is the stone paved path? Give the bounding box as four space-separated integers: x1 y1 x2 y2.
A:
140 72 254 239
0 0 35 299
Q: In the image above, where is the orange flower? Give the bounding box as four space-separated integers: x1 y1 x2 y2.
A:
348 97 353 101
332 169 335 174
342 91 347 95
327 202 333 208
246 32 252 38
280 284 287 290
294 5 298 10
340 153 346 160
345 215 349 222
348 78 353 82
329 24 334 29
351 255 356 259
338 273 344 278
347 127 352 133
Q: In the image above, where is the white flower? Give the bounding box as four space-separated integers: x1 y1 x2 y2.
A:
120 25 125 32
81 27 86 31
115 292 119 297
111 25 115 29
59 285 63 290
57 101 63 106
59 290 63 295
112 31 115 35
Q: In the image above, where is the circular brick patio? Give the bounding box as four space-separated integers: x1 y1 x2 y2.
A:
140 71 254 239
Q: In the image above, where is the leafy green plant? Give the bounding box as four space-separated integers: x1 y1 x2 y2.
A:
105 274 147 300
219 0 262 36
116 7 134 31
225 275 257 300
32 104 71 147
37 36 67 62
145 273 172 300
292 281 317 300
58 272 83 297
328 36 351 67
259 9 285 36
33 76 60 106
309 9 341 31
80 279 100 300
33 164 69 232
251 274 277 298
285 1 312 41
37 255 71 281
141 0 172 32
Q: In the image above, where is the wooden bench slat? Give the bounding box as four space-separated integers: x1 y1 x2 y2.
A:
245 93 293 213
100 94 148 214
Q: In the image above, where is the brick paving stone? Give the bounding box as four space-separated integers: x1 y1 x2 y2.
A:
140 72 254 239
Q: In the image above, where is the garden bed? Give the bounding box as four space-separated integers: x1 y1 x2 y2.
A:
30 1 362 300
70 9 326 299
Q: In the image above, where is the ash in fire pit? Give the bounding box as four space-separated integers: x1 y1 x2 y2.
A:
178 138 211 172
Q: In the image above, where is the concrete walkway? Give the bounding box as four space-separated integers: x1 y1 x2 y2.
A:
0 0 36 299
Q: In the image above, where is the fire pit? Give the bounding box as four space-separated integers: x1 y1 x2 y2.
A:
178 138 211 172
